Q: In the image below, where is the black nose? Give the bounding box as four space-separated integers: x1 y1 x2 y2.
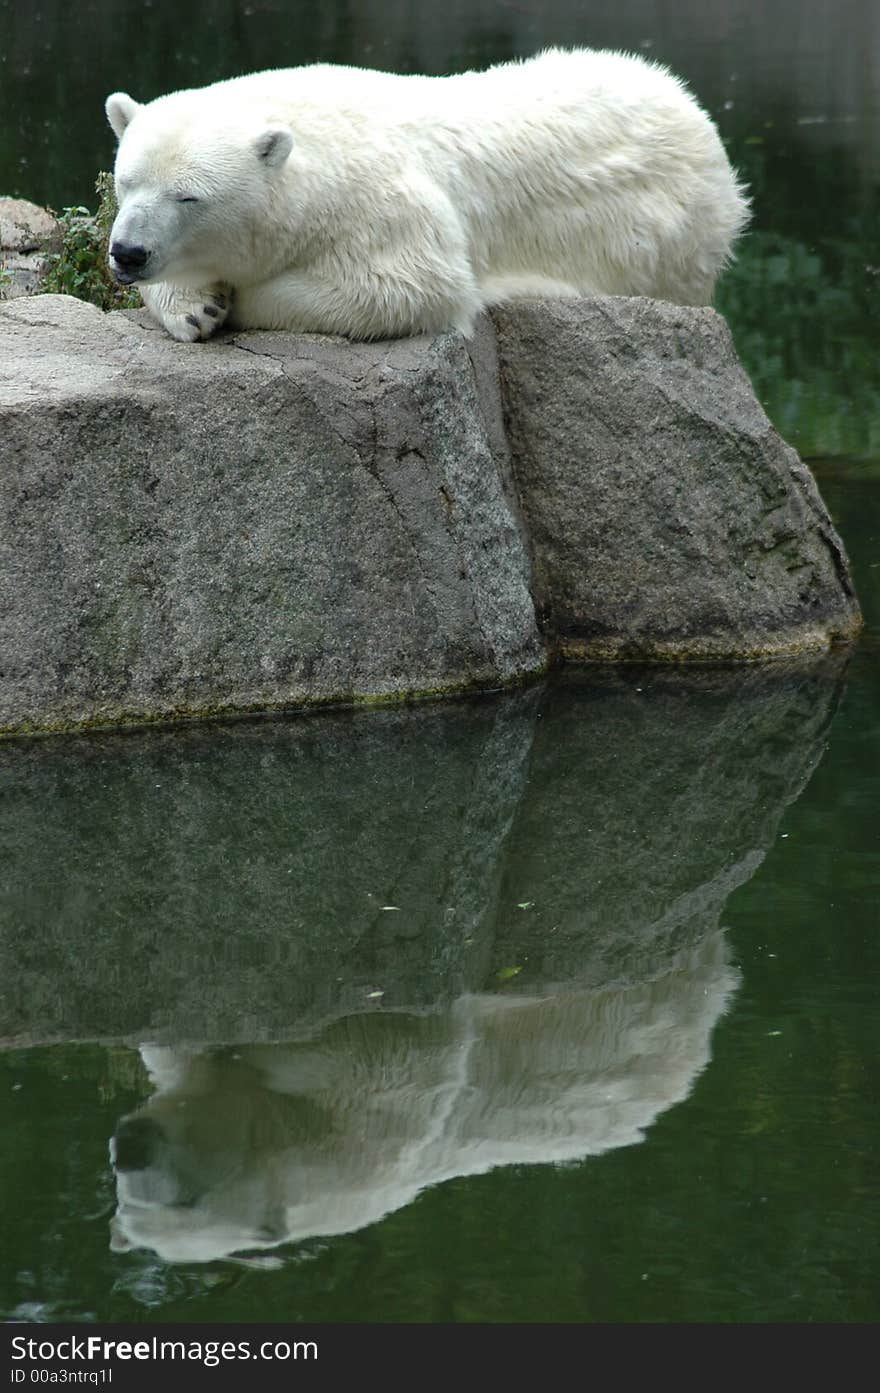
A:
110 240 148 270
112 1116 165 1172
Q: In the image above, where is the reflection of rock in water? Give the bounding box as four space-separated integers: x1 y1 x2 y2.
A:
489 660 845 992
0 656 842 1259
0 694 538 1042
0 655 845 1043
111 932 738 1263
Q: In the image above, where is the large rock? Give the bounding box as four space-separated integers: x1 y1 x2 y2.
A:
0 291 861 735
493 297 862 659
0 197 61 299
0 295 542 734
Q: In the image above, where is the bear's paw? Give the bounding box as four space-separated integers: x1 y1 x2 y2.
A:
140 284 231 343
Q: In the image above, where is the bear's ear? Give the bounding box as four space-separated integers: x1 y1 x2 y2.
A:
106 92 142 140
254 126 294 169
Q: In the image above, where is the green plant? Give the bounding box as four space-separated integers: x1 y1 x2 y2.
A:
41 171 141 311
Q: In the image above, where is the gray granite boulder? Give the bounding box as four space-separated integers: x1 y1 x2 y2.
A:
0 197 62 299
0 295 542 734
493 296 861 659
0 290 861 736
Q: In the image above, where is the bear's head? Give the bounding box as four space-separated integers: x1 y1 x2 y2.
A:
105 89 294 288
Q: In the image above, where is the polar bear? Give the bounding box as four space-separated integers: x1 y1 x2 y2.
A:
109 934 738 1263
104 48 749 343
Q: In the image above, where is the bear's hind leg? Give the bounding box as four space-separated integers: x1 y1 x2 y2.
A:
231 264 480 340
139 283 232 342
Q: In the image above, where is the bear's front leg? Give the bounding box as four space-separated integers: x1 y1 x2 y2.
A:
138 283 232 342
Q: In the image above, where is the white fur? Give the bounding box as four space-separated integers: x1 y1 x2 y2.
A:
109 934 738 1262
105 49 749 343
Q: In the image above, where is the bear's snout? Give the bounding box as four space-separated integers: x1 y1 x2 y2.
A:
112 1115 165 1172
110 240 149 283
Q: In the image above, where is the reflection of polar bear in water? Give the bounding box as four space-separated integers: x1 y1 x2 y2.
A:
111 935 738 1263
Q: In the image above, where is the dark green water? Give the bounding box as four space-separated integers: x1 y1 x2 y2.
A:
1 0 879 1325
1 472 878 1324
